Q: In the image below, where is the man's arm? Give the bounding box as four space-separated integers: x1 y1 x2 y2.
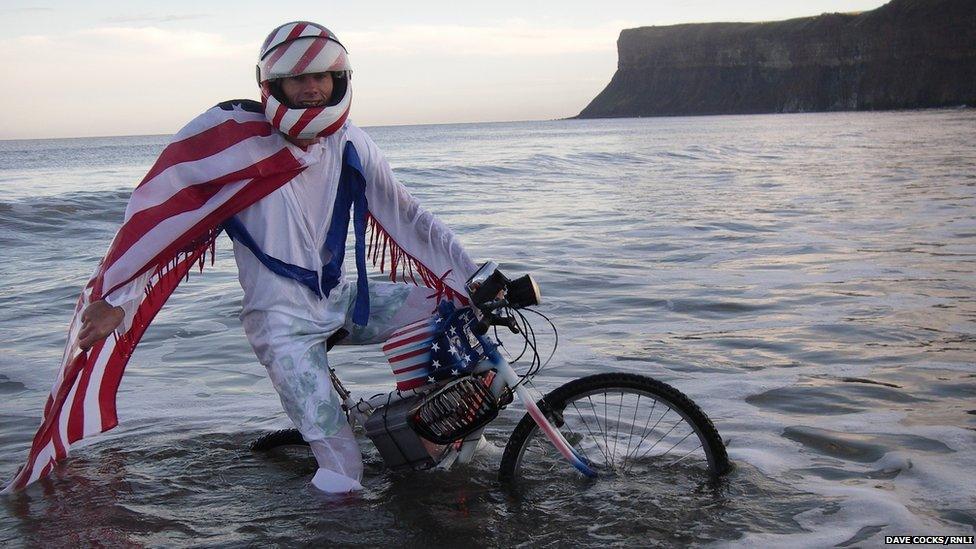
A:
354 128 477 295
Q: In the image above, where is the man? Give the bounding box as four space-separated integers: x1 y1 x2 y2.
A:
6 21 475 494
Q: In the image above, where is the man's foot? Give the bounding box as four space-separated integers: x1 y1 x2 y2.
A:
311 468 364 494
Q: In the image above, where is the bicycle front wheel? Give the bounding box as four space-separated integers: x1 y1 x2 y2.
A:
499 373 730 483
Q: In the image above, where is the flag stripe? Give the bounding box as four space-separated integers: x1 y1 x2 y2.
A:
67 348 96 443
384 315 439 390
58 373 79 452
108 149 299 266
393 360 431 375
82 334 114 437
28 351 89 457
389 346 430 365
382 331 433 352
99 150 303 298
104 165 303 300
388 317 430 339
21 442 53 488
397 378 427 391
399 368 432 380
139 120 275 187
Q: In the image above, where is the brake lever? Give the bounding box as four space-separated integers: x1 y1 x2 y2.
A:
499 315 520 334
472 312 520 335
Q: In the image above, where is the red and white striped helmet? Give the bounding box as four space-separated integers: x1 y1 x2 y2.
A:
257 21 352 139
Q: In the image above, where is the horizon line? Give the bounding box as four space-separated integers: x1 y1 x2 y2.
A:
3 106 971 142
0 116 569 142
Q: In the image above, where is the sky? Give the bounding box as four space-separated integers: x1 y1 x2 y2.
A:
1 1 889 139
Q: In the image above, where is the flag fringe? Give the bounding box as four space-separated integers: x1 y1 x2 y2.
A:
365 214 466 304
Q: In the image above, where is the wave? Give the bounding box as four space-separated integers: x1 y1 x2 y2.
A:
0 138 166 172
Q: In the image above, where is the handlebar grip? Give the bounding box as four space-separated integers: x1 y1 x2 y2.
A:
503 317 520 333
473 314 520 335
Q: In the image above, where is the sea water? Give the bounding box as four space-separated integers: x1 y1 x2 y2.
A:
0 110 974 546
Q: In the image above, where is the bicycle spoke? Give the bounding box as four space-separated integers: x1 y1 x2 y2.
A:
523 440 559 464
626 397 659 461
611 391 624 467
572 396 610 465
663 441 704 468
592 395 613 467
623 410 678 474
555 402 597 467
625 404 668 463
657 429 695 460
623 393 641 465
585 396 614 466
628 416 687 472
602 391 618 470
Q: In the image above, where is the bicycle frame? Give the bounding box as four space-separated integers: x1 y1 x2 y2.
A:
333 343 598 478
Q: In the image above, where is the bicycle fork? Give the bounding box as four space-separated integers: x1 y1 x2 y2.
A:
484 357 598 478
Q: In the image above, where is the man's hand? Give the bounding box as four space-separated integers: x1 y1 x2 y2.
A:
79 300 125 351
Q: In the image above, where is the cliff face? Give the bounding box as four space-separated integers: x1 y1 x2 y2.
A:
577 0 976 118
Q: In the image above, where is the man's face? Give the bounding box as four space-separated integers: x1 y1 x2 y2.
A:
279 72 334 108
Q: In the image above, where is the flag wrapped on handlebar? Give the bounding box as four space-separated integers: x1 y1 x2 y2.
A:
382 301 496 391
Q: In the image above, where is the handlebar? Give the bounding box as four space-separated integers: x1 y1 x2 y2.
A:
466 261 542 335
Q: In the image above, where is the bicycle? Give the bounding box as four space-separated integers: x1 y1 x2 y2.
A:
251 261 731 484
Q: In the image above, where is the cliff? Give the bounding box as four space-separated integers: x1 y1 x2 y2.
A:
577 0 976 118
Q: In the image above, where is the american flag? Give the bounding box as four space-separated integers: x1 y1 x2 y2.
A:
383 316 439 391
382 302 484 391
1 100 306 493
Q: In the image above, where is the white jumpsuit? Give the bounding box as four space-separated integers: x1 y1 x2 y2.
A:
234 122 476 492
110 121 477 493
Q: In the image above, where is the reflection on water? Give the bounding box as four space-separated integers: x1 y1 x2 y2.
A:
1 110 975 545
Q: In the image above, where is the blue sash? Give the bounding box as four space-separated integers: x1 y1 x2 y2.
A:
224 141 371 325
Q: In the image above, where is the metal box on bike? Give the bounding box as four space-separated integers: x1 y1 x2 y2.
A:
364 300 500 471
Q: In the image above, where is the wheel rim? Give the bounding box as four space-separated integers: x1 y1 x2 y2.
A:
511 387 721 481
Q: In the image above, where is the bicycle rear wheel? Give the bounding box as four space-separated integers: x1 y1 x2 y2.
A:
499 373 730 483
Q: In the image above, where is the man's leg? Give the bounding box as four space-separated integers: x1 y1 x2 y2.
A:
340 282 444 345
242 311 364 493
338 282 492 458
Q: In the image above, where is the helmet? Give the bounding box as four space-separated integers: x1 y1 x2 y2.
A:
257 21 352 139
